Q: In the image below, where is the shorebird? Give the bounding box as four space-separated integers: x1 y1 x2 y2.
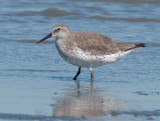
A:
37 24 145 81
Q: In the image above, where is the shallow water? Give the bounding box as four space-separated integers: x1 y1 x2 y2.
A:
0 0 160 121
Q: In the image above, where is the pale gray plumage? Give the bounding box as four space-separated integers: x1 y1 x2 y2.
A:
38 24 145 81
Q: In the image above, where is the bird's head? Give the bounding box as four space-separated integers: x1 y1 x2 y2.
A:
37 24 70 43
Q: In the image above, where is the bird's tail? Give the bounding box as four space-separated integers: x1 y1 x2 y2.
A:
135 43 146 48
125 43 146 51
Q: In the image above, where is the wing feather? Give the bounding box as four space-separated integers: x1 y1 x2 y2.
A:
68 32 136 55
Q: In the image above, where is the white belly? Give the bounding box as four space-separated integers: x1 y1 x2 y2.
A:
56 43 133 68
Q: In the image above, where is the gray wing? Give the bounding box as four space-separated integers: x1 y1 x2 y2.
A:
73 32 135 55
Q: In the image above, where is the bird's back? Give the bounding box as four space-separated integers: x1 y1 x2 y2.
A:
65 32 136 56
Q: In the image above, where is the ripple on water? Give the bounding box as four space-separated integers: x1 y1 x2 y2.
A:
9 8 82 17
89 16 160 23
71 0 160 4
41 8 81 17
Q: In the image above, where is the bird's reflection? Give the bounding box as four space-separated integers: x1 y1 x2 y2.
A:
53 80 125 117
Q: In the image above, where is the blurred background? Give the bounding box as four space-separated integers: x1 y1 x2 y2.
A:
0 0 160 121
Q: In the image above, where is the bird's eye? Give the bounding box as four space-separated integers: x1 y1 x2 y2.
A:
54 28 60 32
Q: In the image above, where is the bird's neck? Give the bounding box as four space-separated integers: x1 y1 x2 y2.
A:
55 36 68 53
56 38 64 46
55 33 69 46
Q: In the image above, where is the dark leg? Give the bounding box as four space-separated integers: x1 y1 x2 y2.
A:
89 68 94 81
73 67 81 80
91 71 94 79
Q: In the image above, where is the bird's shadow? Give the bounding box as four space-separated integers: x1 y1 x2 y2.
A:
49 76 72 81
50 76 93 84
52 78 126 118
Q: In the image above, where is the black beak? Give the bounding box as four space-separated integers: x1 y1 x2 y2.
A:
37 33 52 43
